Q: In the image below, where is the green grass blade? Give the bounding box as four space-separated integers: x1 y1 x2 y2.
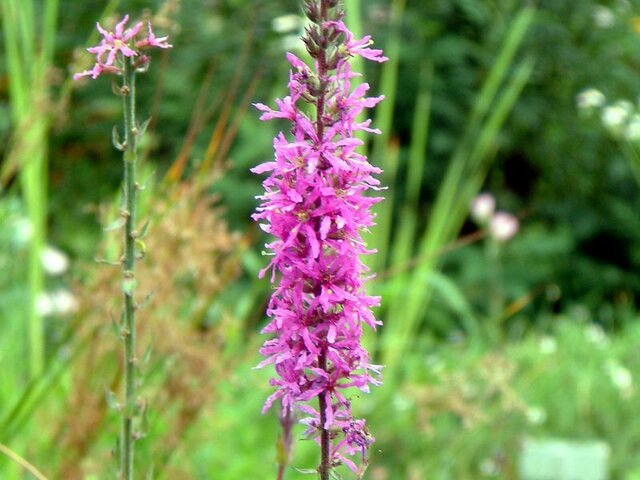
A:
380 8 536 383
405 61 433 209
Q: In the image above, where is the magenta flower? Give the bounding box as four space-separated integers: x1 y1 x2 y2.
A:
135 22 173 50
74 15 172 80
330 21 388 63
253 0 386 475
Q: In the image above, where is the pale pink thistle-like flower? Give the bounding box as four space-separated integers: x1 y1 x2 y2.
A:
490 212 519 243
470 193 496 225
74 15 172 80
253 0 385 474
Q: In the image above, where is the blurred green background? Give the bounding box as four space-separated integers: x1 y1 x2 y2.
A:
2 0 640 478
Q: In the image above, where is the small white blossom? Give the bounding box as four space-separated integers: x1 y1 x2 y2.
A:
602 100 633 132
272 14 304 33
36 289 78 317
489 212 519 243
526 406 547 426
605 359 633 397
585 324 609 348
470 193 496 224
625 114 640 141
13 218 33 247
281 34 304 53
593 5 615 28
41 245 70 276
538 336 557 355
576 88 606 110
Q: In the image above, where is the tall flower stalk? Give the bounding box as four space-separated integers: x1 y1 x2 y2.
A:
253 1 386 477
74 15 171 480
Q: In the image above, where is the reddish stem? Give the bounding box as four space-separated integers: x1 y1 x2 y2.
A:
316 1 332 478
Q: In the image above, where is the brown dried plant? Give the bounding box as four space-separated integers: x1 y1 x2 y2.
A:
53 179 244 479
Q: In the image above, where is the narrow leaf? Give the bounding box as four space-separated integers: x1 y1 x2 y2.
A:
142 343 152 365
137 117 152 137
112 125 125 151
330 470 344 480
104 216 126 232
105 388 120 411
294 469 317 475
140 404 150 434
138 219 151 239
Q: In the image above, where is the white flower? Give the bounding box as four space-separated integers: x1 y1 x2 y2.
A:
538 336 557 355
593 5 615 28
13 218 33 247
585 324 608 348
271 14 303 33
41 245 69 276
470 193 496 224
625 114 640 141
280 34 304 53
576 88 606 110
602 100 633 132
489 212 519 243
36 289 78 317
525 406 547 426
605 359 633 397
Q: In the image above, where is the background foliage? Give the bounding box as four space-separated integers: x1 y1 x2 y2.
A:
2 0 640 478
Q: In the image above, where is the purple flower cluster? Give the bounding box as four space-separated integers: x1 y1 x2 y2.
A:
74 15 171 80
253 0 386 472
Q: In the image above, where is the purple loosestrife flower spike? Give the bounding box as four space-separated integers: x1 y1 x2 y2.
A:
253 0 386 475
74 15 171 80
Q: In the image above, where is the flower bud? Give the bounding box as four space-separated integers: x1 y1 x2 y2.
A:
470 193 495 224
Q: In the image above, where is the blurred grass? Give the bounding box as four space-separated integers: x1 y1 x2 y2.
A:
1 0 59 381
375 6 536 388
1 1 640 479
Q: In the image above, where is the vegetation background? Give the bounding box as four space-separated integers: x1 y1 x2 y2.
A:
2 0 640 478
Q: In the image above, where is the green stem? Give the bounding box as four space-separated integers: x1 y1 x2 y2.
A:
485 238 503 342
121 56 138 480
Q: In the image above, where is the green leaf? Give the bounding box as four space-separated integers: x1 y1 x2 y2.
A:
139 402 150 437
112 125 125 151
135 239 146 259
104 216 126 232
294 468 317 475
138 291 154 310
138 219 151 239
425 270 481 337
110 312 122 336
105 388 120 411
113 436 121 464
137 117 152 137
329 470 343 480
142 343 152 365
